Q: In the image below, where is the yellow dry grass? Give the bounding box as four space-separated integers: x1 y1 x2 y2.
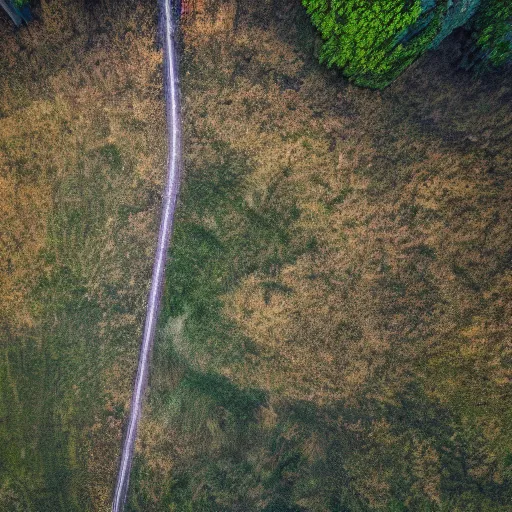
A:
166 1 512 506
0 1 169 509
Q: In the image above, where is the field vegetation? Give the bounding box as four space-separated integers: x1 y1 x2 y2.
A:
1 0 511 511
132 0 512 510
0 1 167 509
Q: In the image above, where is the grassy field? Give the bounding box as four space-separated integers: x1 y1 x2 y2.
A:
0 1 167 510
1 0 511 511
131 1 512 510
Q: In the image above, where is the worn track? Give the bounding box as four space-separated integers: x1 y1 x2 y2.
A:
111 1 181 510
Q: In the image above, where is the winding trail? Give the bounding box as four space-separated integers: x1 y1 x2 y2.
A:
112 1 181 510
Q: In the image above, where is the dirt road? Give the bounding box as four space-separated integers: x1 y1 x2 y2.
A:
111 1 181 509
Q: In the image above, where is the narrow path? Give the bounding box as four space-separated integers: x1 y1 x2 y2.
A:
111 1 181 510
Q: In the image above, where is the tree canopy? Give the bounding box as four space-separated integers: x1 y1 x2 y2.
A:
302 0 511 88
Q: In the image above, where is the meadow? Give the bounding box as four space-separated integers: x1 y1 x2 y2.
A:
0 0 511 511
133 1 511 510
1 1 167 509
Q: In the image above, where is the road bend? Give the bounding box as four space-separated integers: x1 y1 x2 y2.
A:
111 1 181 510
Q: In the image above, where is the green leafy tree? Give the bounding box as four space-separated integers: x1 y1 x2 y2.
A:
302 0 443 88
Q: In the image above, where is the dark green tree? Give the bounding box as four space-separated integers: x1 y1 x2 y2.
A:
1 0 32 26
472 0 512 66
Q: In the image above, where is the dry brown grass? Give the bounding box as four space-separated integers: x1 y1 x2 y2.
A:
0 1 169 509
149 0 512 508
3 0 509 508
180 0 511 406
